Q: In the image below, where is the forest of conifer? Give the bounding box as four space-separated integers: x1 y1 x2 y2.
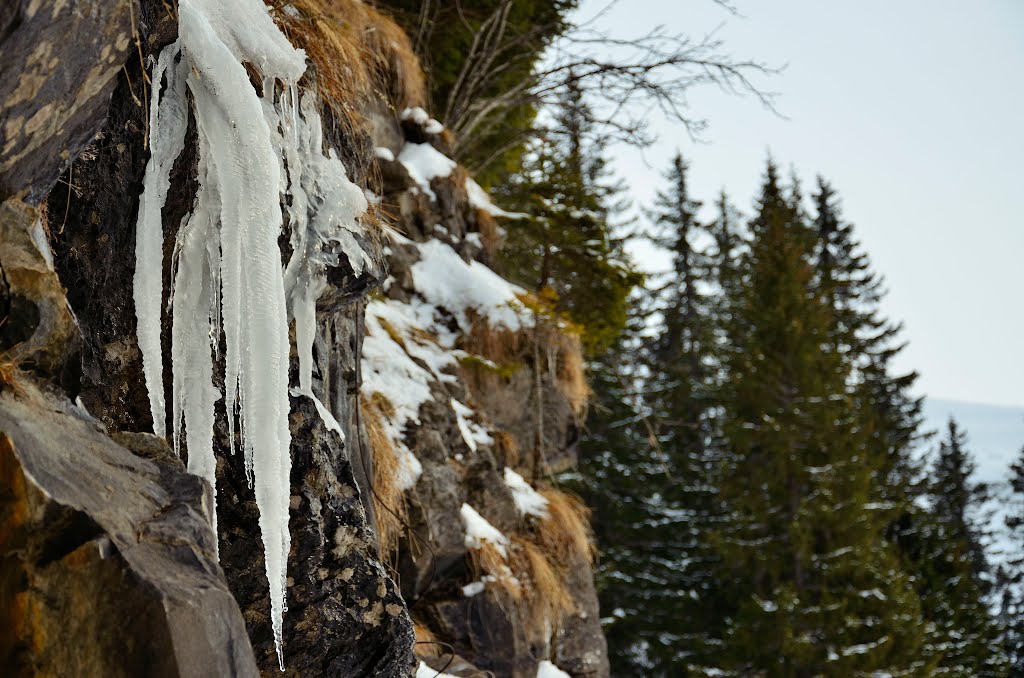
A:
382 2 1024 674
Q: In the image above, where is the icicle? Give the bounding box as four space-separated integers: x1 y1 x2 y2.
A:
134 40 188 438
177 2 296 668
280 94 370 394
171 199 221 549
135 0 372 669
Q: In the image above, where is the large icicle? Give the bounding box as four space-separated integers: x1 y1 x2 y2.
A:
133 0 373 670
133 41 188 438
177 1 299 669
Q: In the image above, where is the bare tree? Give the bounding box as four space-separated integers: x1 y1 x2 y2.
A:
432 0 778 176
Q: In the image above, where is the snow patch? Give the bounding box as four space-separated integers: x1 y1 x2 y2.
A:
416 661 461 678
461 503 508 558
398 143 456 201
411 239 527 331
401 106 445 134
451 398 493 452
537 660 572 678
465 177 527 219
503 468 549 518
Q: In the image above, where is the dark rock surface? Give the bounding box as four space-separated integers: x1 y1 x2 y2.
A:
0 0 138 204
0 381 258 678
0 0 610 675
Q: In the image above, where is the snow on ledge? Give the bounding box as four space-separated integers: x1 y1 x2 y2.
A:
537 660 572 678
466 177 527 219
401 106 445 134
503 468 549 518
398 143 456 201
461 503 508 557
411 239 527 331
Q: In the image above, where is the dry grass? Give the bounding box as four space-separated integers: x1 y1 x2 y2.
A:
459 310 589 421
413 620 443 658
362 392 407 565
272 0 427 133
475 208 501 260
0 352 27 398
508 536 575 629
467 540 522 600
492 429 520 468
552 330 589 419
534 486 596 566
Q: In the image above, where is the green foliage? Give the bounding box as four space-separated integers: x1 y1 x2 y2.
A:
999 446 1024 675
375 0 578 182
497 82 641 354
910 421 1009 676
708 162 929 676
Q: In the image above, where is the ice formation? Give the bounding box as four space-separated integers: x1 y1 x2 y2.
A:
133 0 368 669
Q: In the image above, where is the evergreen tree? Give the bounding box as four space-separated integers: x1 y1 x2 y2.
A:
709 161 927 676
999 445 1024 675
809 177 929 589
915 420 1009 676
377 0 579 181
498 80 640 353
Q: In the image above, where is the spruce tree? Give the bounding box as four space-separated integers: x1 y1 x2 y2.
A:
709 161 927 676
915 420 1009 676
498 80 640 353
999 445 1024 675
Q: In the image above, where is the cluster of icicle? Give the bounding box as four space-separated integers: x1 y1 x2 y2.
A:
132 0 369 670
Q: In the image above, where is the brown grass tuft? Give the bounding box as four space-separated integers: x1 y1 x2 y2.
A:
413 620 443 658
475 208 501 260
272 0 427 133
492 429 520 468
0 354 27 398
508 536 575 628
553 330 588 419
362 392 406 565
458 310 589 421
534 486 596 566
467 540 521 600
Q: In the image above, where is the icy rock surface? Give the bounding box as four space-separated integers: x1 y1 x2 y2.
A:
132 0 368 668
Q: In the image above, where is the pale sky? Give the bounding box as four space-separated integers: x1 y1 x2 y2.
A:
576 0 1024 408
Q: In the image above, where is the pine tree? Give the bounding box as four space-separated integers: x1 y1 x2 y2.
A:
999 445 1024 675
914 420 1009 676
709 161 927 676
498 80 640 353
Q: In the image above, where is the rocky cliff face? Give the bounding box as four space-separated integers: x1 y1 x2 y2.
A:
0 2 607 676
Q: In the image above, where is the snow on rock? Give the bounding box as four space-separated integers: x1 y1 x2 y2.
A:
374 146 395 162
132 0 370 669
465 176 527 219
451 398 493 452
397 143 456 201
411 239 527 331
536 660 572 678
460 503 509 558
416 661 461 678
401 106 445 134
503 468 549 519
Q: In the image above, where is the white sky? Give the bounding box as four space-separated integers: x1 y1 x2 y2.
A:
575 0 1024 407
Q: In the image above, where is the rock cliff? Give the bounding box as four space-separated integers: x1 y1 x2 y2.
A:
0 1 608 676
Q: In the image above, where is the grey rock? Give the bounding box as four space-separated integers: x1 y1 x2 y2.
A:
0 381 259 678
0 0 138 204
